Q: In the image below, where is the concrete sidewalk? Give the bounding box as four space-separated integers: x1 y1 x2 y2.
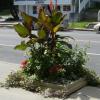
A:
0 86 100 100
68 86 100 100
0 61 19 82
0 61 100 100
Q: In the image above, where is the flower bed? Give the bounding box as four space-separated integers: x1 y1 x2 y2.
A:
5 71 87 97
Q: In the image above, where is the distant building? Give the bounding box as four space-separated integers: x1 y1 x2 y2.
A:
13 0 100 21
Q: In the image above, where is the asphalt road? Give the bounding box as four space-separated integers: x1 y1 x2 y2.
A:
0 28 100 75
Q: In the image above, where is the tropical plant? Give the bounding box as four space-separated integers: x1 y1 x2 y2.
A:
14 8 71 50
14 7 72 79
14 7 88 82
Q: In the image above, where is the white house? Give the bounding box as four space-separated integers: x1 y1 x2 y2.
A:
14 0 93 21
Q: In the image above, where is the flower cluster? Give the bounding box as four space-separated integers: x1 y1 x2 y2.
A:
20 60 28 69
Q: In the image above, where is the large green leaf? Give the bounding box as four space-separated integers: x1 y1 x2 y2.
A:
14 41 27 51
53 24 60 33
51 11 63 25
21 12 33 25
38 8 46 22
14 23 30 38
38 29 46 39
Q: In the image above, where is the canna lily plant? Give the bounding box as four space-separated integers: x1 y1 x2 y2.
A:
14 7 73 80
14 8 72 51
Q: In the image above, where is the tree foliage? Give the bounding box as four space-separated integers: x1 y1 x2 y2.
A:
0 0 19 20
0 0 12 10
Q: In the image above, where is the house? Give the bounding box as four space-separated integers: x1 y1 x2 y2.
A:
13 0 100 21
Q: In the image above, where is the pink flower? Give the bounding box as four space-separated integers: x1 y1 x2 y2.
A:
20 60 28 69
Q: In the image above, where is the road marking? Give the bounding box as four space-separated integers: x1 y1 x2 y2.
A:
77 40 100 43
0 44 15 47
87 53 100 56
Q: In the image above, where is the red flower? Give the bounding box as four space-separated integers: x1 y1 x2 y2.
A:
49 0 53 10
20 60 28 69
49 64 63 73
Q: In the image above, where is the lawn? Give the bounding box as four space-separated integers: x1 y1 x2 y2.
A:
0 9 10 16
68 22 90 29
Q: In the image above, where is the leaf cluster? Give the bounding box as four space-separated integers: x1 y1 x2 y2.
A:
14 8 69 51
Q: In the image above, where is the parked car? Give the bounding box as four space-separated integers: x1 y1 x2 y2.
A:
94 23 100 34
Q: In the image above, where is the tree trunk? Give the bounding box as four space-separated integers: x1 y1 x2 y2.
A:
10 0 19 20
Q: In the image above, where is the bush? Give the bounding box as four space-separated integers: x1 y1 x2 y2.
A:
22 43 87 82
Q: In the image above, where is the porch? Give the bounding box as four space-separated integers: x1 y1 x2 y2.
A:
14 0 72 5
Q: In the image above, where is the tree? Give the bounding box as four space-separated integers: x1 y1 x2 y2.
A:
0 0 19 20
10 0 19 20
0 0 10 10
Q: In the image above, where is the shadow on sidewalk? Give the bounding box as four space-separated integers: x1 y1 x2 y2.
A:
69 86 100 100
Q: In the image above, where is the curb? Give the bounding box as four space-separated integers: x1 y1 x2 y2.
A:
0 22 19 28
42 78 87 94
0 25 14 28
0 23 95 31
67 28 95 31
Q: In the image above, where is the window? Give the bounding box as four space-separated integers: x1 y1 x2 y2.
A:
33 6 37 14
56 6 61 11
63 5 71 11
80 0 83 3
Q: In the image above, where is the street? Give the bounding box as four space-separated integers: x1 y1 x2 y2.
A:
0 28 24 63
0 28 100 75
